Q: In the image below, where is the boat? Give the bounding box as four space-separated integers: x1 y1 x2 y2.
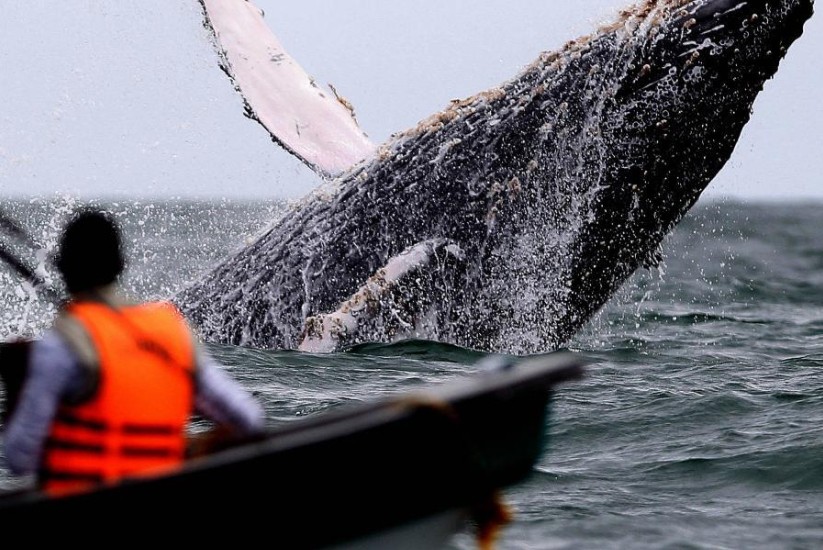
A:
0 342 584 547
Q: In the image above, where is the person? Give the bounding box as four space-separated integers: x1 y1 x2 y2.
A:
2 207 265 495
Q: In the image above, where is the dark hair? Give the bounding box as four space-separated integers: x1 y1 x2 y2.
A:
55 208 125 294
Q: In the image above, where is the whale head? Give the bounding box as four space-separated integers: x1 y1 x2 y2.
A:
484 0 817 349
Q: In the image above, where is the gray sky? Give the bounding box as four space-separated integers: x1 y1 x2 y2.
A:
0 1 820 202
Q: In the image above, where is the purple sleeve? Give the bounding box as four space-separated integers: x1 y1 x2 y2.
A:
2 332 85 476
3 335 265 476
193 347 266 436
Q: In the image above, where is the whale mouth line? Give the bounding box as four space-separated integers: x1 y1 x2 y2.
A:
674 0 757 36
705 1 751 19
691 0 752 20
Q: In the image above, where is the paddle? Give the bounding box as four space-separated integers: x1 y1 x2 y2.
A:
0 208 41 250
0 244 62 302
0 209 65 422
0 209 63 303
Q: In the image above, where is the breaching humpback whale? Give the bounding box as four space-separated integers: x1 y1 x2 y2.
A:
176 0 814 354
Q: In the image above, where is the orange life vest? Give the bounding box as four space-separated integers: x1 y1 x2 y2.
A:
40 300 196 496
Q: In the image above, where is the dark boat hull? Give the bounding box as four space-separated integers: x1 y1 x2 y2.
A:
0 347 584 547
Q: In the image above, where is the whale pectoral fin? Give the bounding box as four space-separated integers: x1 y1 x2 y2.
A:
298 239 465 353
200 0 376 177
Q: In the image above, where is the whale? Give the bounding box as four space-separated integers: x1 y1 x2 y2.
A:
176 0 815 354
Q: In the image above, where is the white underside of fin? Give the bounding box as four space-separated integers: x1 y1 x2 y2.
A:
298 240 464 353
201 0 376 177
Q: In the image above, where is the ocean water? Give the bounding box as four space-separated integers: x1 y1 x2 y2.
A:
1 196 822 549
